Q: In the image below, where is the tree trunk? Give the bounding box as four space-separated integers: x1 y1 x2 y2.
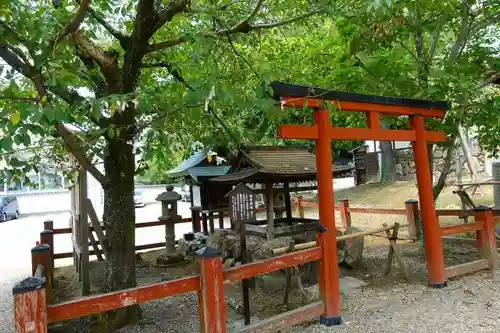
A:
432 138 457 200
379 141 397 185
95 138 139 331
457 124 477 180
427 143 434 184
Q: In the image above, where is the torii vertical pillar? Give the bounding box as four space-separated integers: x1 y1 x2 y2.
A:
315 108 342 325
411 115 446 287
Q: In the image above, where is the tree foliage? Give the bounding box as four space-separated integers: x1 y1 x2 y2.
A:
0 0 333 329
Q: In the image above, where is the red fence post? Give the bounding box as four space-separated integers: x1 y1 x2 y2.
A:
338 199 351 230
405 200 420 240
40 229 54 291
475 206 497 277
315 108 342 326
31 244 52 305
197 247 227 333
13 277 47 333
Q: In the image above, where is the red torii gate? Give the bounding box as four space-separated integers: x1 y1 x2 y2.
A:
272 81 449 325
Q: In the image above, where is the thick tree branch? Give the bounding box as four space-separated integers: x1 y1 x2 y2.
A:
0 44 32 75
122 0 159 93
87 5 129 48
448 0 470 64
75 50 107 95
54 0 91 45
141 61 195 91
153 0 191 33
427 20 443 62
147 8 324 53
0 95 38 102
71 31 121 90
0 43 108 185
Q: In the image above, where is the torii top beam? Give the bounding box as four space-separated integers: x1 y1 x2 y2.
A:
271 81 449 118
271 82 449 143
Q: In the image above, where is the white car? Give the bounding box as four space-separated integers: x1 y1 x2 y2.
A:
134 191 146 208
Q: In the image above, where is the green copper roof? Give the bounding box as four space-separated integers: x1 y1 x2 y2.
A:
167 152 230 179
167 151 207 178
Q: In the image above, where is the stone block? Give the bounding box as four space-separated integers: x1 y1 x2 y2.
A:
302 276 367 302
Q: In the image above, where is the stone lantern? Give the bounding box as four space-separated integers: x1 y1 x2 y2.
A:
156 185 182 263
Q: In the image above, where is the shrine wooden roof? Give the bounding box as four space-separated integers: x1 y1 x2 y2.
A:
167 151 230 179
210 146 354 184
270 81 449 110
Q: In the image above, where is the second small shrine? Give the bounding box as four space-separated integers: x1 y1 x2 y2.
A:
211 146 354 240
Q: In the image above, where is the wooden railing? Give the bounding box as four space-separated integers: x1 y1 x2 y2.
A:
18 197 500 333
43 197 500 263
14 242 324 333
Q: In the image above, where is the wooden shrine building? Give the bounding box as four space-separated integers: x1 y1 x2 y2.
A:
211 146 354 239
167 151 232 232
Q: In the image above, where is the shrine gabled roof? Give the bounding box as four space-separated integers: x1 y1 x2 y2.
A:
167 151 207 178
210 146 354 184
270 81 449 110
188 166 231 182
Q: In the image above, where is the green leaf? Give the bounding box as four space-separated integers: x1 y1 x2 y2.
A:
10 111 20 125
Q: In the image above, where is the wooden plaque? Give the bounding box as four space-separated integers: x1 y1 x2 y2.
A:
227 183 256 224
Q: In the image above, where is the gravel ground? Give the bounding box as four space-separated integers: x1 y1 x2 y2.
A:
0 277 17 333
114 269 500 333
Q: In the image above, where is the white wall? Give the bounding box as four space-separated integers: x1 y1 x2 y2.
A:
12 185 178 216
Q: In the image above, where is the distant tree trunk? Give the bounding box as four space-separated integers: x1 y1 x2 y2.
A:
432 138 457 200
379 118 397 185
457 124 477 180
379 141 397 184
427 143 434 184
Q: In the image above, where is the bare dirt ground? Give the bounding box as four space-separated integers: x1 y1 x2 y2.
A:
52 181 500 333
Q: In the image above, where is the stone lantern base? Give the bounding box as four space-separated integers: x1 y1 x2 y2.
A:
156 251 185 266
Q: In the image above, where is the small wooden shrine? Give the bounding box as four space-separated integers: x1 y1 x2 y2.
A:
167 151 232 231
211 146 354 240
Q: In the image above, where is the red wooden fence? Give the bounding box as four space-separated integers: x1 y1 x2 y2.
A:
17 199 500 333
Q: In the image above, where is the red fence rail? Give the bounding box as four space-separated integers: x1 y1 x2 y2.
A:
15 244 325 333
18 197 500 333
45 198 500 262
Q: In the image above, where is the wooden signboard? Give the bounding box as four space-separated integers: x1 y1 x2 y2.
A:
228 183 257 226
226 183 256 325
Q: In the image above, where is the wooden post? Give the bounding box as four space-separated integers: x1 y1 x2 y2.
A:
405 200 420 240
314 108 342 325
208 211 215 234
338 199 351 230
218 211 224 230
39 230 54 294
197 247 227 333
191 207 202 233
13 277 47 333
410 115 446 288
202 212 209 236
265 183 274 240
296 196 305 218
43 220 53 232
31 244 52 305
239 220 251 325
475 206 497 277
78 169 90 295
284 182 293 222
